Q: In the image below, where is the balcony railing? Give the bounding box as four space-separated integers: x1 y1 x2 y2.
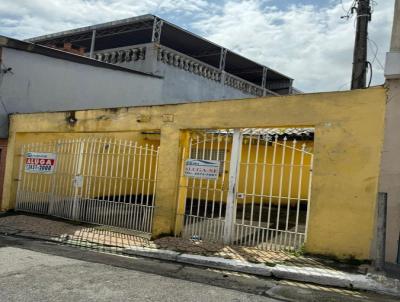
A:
93 46 146 64
157 46 221 82
224 73 265 97
93 44 278 97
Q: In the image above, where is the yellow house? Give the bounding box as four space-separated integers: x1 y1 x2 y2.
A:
0 87 386 260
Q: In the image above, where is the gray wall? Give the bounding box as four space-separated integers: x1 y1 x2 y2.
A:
159 64 251 103
0 47 164 138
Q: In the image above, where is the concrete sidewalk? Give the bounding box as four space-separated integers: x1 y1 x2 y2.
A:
0 213 399 297
2 234 398 302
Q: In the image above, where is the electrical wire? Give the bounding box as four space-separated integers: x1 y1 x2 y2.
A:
367 61 373 88
340 0 357 20
340 0 348 13
368 39 379 66
367 37 385 70
337 60 373 91
370 0 378 14
337 80 351 91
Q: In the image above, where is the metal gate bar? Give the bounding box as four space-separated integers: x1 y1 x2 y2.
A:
178 128 313 251
15 137 159 235
234 132 313 251
180 131 231 242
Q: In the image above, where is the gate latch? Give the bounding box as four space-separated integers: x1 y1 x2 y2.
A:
236 192 245 199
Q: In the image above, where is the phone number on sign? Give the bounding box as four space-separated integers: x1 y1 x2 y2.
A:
25 165 54 172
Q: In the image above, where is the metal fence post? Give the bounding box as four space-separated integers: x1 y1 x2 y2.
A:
375 192 387 270
72 140 84 220
47 141 59 215
223 129 242 244
15 145 25 211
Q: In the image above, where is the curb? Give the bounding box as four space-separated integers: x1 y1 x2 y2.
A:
0 230 64 244
123 246 400 297
123 247 273 277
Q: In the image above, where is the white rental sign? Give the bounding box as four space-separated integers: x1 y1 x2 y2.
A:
25 152 57 174
184 159 220 180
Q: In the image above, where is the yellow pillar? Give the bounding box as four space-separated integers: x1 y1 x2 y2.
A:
1 130 16 211
151 126 181 237
174 131 190 236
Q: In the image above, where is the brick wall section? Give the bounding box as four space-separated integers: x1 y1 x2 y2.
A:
49 43 86 55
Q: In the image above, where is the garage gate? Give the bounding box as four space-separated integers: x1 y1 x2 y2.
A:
15 137 159 235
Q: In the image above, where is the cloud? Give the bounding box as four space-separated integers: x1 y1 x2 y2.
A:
0 0 211 38
0 0 395 92
193 0 394 92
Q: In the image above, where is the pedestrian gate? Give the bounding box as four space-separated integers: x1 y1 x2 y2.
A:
15 138 159 235
178 129 314 251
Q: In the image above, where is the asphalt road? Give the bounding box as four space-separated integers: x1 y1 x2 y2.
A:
0 235 397 302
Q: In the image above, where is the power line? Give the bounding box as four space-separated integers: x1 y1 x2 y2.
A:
340 0 357 20
367 61 373 87
370 0 378 13
367 37 385 70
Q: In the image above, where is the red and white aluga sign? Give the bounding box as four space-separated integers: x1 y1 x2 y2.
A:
25 152 57 174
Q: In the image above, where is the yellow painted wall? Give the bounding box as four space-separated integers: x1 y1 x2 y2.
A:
1 88 386 259
183 139 314 205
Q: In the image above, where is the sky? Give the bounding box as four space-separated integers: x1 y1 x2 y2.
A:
0 0 395 92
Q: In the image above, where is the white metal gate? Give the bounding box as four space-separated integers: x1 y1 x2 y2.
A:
16 138 159 235
178 129 314 251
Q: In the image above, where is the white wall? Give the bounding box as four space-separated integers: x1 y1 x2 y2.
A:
380 79 400 263
379 0 400 264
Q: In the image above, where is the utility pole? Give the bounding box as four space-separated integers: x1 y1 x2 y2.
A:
351 0 371 90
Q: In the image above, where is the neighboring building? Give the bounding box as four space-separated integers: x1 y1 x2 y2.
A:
381 0 400 266
0 36 163 139
0 16 294 207
26 15 294 100
1 15 297 137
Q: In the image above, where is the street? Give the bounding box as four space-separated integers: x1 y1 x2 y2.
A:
0 235 397 302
